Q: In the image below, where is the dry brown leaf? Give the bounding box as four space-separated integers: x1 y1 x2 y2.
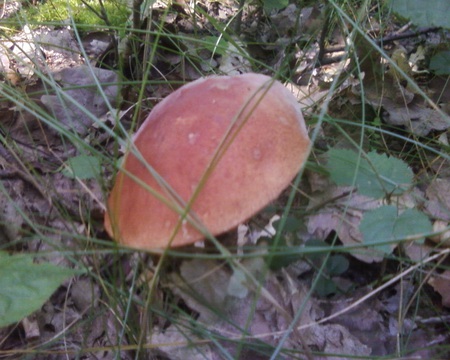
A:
41 65 119 135
382 99 449 136
354 60 450 136
403 240 435 261
305 178 384 263
71 277 100 312
306 169 432 263
425 178 450 221
21 316 40 340
319 324 372 359
150 324 213 360
428 270 450 308
170 259 230 324
168 257 375 357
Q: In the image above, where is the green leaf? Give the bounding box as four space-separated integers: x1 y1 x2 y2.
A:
392 208 432 242
326 255 349 276
203 36 229 56
390 0 450 28
273 215 304 233
326 149 413 198
429 51 450 75
61 155 101 179
314 274 337 297
264 0 289 12
0 252 80 327
360 206 432 254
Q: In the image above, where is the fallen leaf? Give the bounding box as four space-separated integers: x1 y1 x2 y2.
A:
382 101 450 136
169 255 376 357
306 180 384 263
425 178 450 221
428 270 450 308
403 240 434 261
321 324 372 359
360 72 450 136
41 65 119 135
151 325 213 360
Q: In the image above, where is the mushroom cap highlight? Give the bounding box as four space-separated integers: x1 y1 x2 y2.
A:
104 73 310 250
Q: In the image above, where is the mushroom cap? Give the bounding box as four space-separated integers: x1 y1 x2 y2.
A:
104 73 310 250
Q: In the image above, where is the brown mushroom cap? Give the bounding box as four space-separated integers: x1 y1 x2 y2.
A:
104 73 310 250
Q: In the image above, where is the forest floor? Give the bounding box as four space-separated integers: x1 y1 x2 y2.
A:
0 0 449 359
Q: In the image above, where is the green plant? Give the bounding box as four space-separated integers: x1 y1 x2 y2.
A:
0 252 80 327
17 0 130 30
389 0 450 28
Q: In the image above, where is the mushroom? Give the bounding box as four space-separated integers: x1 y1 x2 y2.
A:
104 73 310 250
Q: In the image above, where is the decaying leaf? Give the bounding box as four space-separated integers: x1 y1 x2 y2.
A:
403 240 435 261
150 324 213 360
41 65 119 135
429 220 450 247
358 75 450 136
428 270 450 308
346 41 450 136
71 277 100 313
319 324 371 358
425 178 450 221
306 167 430 263
167 257 374 357
381 99 450 136
306 179 384 263
21 316 40 340
217 40 252 75
169 259 231 324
